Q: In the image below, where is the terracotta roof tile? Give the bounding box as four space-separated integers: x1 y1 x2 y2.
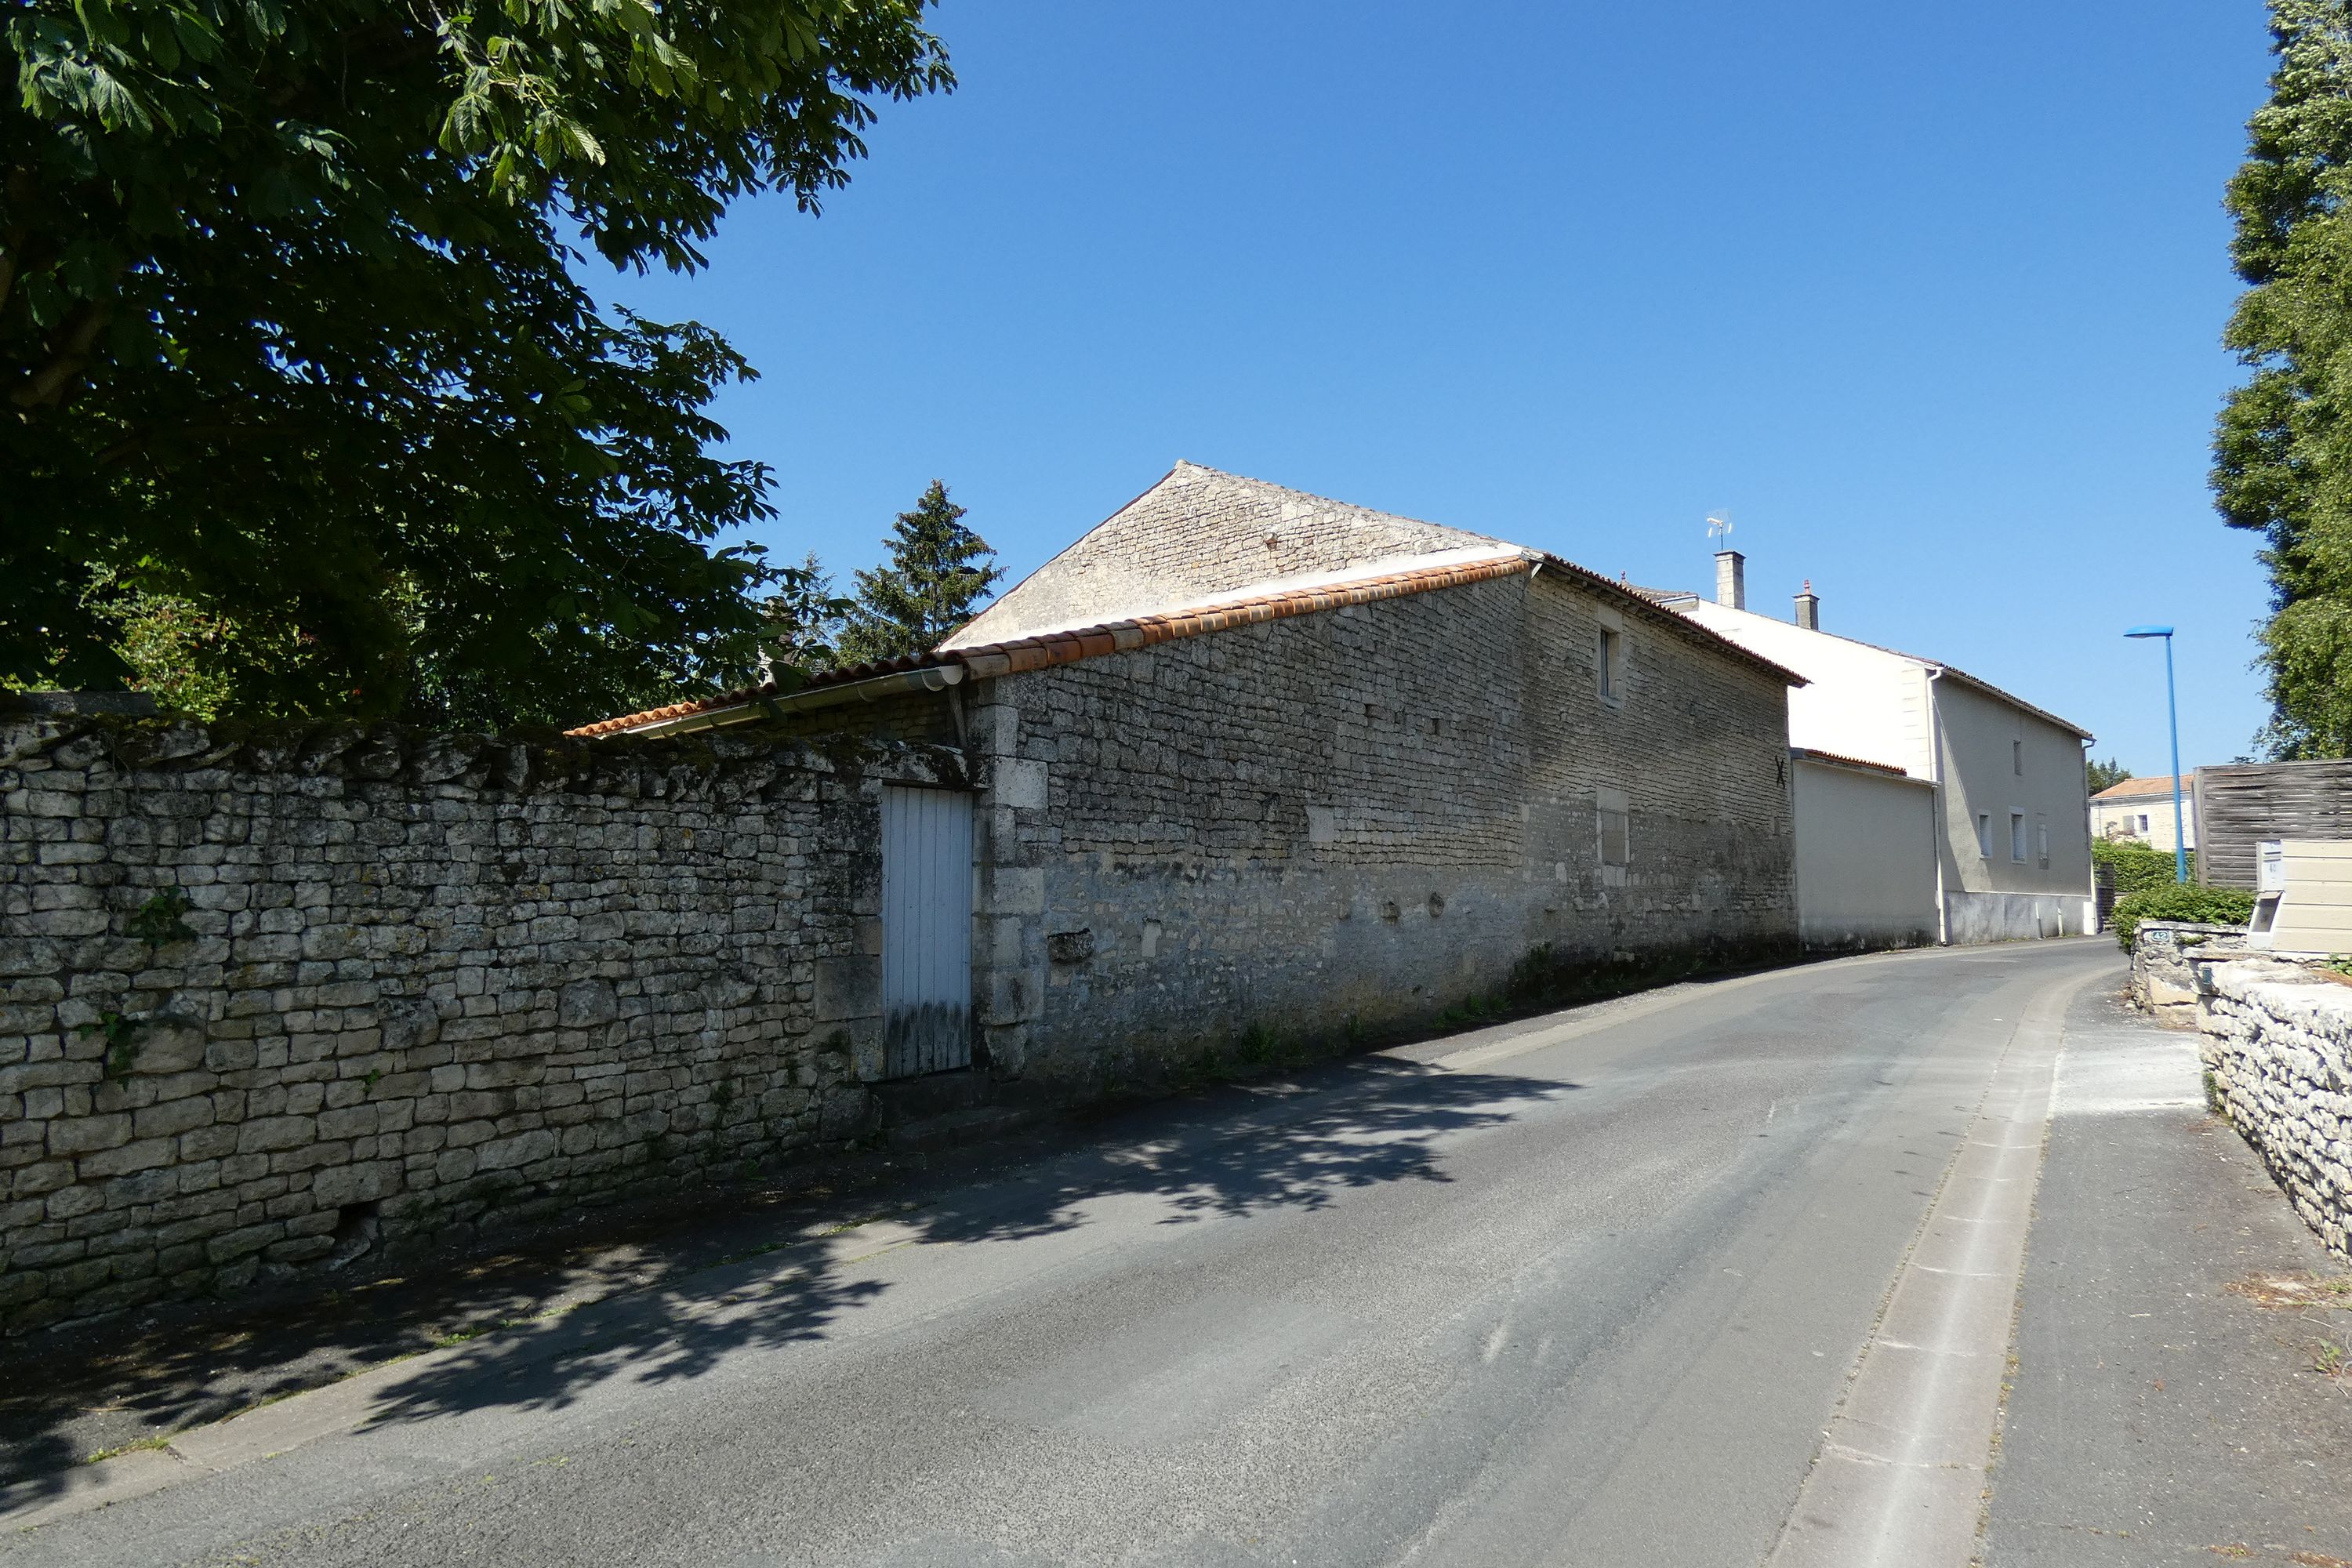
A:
1791 746 1920 779
2092 774 2190 802
567 546 1808 739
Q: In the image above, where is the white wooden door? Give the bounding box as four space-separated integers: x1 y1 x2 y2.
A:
881 786 974 1078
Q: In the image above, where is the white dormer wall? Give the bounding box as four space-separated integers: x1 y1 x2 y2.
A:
1676 601 1933 779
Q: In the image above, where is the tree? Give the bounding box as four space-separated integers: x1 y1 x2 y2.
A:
2214 0 2352 759
760 553 851 677
2086 757 2133 794
5 1 953 728
837 481 1001 664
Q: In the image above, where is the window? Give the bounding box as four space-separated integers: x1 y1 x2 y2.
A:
2013 739 2024 776
2010 811 2027 862
1597 786 1631 868
1597 627 1623 704
2137 813 2149 833
1976 813 1993 857
2037 819 2049 867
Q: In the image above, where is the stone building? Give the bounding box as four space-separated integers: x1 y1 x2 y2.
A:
573 463 1809 1085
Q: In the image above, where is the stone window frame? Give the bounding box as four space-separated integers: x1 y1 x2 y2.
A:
1596 784 1632 869
1596 607 1627 708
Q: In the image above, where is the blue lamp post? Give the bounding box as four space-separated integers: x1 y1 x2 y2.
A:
2124 625 2187 884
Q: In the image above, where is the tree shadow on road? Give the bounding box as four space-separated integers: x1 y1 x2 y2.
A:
354 1057 1564 1429
0 1054 1563 1508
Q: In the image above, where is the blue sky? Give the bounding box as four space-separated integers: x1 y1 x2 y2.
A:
608 0 2278 775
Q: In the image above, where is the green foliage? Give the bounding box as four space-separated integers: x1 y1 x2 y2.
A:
2111 884 2256 950
2086 757 2134 793
836 481 1002 665
760 553 852 676
2092 838 2190 898
2215 1 2352 758
4 0 953 728
75 1010 141 1080
126 886 197 946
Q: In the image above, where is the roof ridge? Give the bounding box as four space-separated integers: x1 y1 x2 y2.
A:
1164 462 1508 546
1675 601 2091 739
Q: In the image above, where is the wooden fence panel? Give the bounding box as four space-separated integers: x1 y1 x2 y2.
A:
2194 760 2352 888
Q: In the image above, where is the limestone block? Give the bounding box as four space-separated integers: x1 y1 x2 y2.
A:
78 1136 176 1179
557 978 619 1028
311 1162 402 1209
235 1116 315 1155
47 1113 131 1156
993 759 1049 810
132 1098 213 1141
812 956 880 1023
133 1021 210 1076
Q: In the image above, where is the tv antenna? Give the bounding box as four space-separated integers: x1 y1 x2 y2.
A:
1706 510 1734 546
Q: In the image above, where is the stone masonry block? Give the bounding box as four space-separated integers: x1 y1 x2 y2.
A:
811 956 880 1024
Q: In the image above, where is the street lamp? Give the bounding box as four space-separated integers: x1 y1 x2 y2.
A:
2124 625 2187 883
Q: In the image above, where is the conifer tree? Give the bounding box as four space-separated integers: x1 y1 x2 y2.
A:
760 554 851 677
837 482 1003 663
2215 0 2352 757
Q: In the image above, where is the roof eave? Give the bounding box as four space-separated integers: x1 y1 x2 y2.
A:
583 662 968 739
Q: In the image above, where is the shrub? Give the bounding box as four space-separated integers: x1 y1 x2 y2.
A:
2092 839 2194 898
2111 884 2254 951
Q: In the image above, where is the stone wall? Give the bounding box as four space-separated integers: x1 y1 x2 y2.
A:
0 713 960 1333
950 461 1504 647
2129 920 2252 1022
2199 960 2352 1261
956 567 1802 1084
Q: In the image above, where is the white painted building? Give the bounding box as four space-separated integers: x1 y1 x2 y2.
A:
2090 774 2196 854
1653 554 2095 945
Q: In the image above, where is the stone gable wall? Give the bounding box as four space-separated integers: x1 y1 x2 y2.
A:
2200 960 2352 1261
963 570 1802 1082
0 716 960 1333
950 463 1502 647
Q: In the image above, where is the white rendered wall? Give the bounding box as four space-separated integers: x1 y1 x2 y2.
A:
2091 791 2198 853
1679 602 1932 776
1791 759 1937 949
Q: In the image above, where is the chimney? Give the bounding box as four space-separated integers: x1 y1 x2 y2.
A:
1715 550 1746 611
1794 579 1819 630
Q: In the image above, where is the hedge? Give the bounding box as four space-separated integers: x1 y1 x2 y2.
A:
2092 838 2194 898
2111 884 2254 951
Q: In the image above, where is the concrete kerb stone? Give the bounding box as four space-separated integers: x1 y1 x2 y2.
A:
1766 962 2096 1568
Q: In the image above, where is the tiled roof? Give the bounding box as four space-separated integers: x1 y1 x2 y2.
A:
2092 774 2190 802
1791 746 1919 779
566 553 1535 739
566 543 1808 739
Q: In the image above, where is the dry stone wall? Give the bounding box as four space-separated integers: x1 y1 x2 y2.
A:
2129 920 2252 1022
0 713 961 1333
2200 960 2352 1260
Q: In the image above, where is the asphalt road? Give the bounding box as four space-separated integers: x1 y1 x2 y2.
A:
5 938 2281 1567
